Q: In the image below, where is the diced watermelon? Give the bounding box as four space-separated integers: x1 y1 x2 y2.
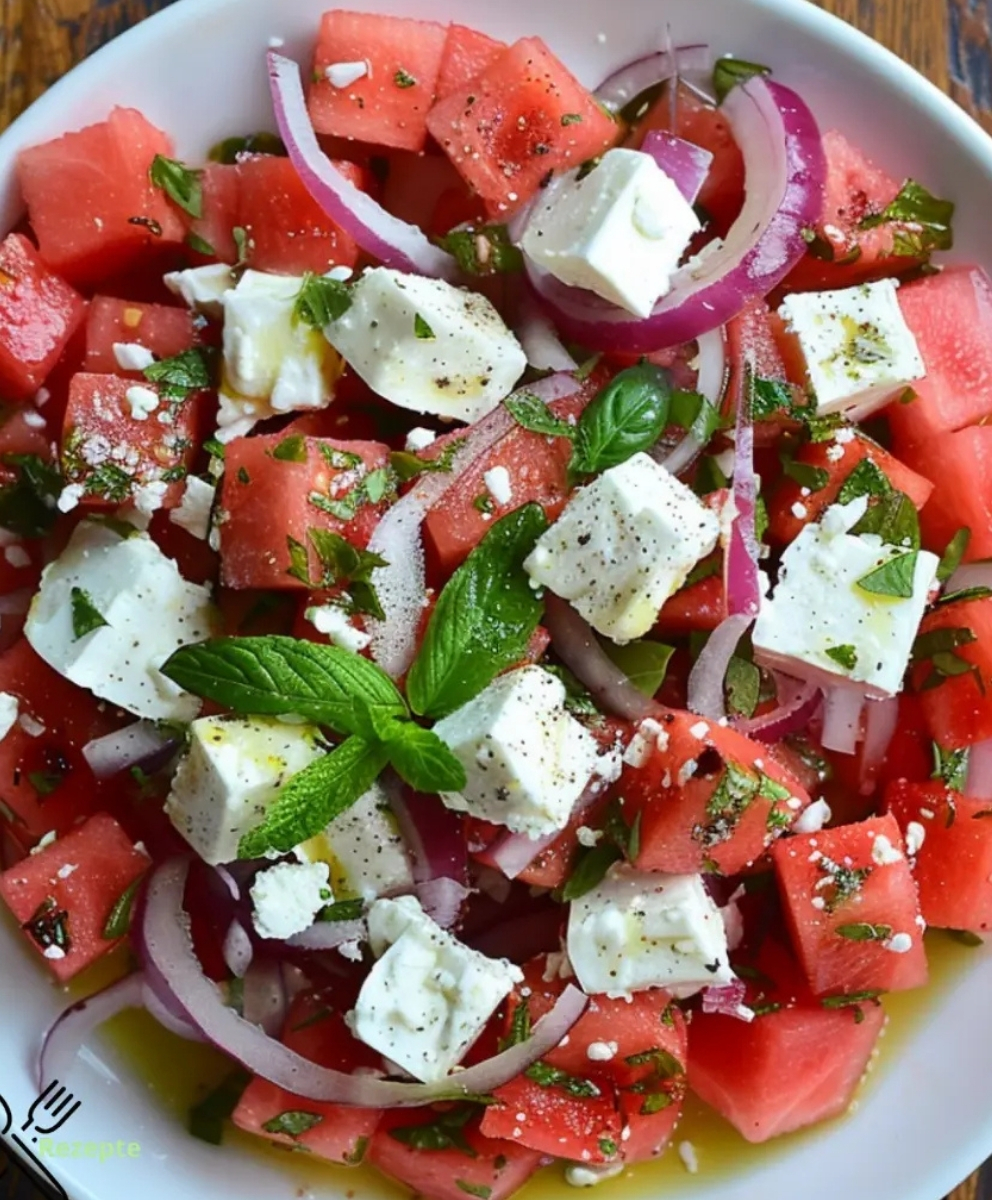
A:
653 570 725 637
84 296 196 376
370 1109 542 1200
688 940 886 1143
309 10 448 152
0 812 148 981
17 107 187 287
771 813 928 996
619 709 810 876
219 434 391 590
901 425 992 562
233 992 381 1164
912 595 992 749
435 24 506 99
380 151 483 237
61 373 205 511
0 234 87 400
888 267 992 448
426 38 619 217
191 156 365 275
481 1072 621 1163
726 298 792 435
767 433 933 546
886 780 992 932
784 131 923 292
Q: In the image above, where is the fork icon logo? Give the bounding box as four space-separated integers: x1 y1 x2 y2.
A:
0 1082 74 1200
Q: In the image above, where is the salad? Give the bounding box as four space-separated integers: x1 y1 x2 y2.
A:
0 7 985 1198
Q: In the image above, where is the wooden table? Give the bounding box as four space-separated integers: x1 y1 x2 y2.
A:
0 0 990 1198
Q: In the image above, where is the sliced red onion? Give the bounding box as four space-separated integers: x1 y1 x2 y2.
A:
544 593 662 721
415 877 474 930
859 697 900 793
222 919 254 979
267 52 458 281
701 979 753 1022
142 980 205 1042
242 959 288 1037
140 858 588 1106
687 612 754 720
516 295 578 373
641 130 713 205
528 78 826 352
287 918 367 950
820 685 866 755
0 587 32 616
733 673 821 743
656 328 727 476
726 374 761 618
594 43 713 112
465 906 566 963
473 864 514 905
39 973 146 1089
214 865 241 902
966 738 992 801
367 374 581 678
946 563 992 595
82 721 175 780
385 775 468 885
720 895 745 952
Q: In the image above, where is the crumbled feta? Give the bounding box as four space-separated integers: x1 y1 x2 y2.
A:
525 453 719 644
164 263 236 318
871 833 903 866
4 544 30 569
304 604 372 653
577 826 603 848
433 666 614 838
43 945 66 960
250 861 331 941
18 713 44 737
484 465 513 507
794 798 832 835
294 781 414 902
885 932 913 954
132 479 169 516
586 1040 618 1061
564 1164 625 1188
777 280 925 418
113 342 157 372
125 385 160 420
56 863 77 880
57 483 85 513
169 477 216 541
678 1141 699 1175
30 830 57 855
905 820 926 856
324 267 526 424
166 715 324 864
567 864 734 998
350 896 522 1083
25 520 215 721
752 497 940 697
405 427 437 452
325 60 369 88
622 718 669 769
520 148 701 318
0 692 18 742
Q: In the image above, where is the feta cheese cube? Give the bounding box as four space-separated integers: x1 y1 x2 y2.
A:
752 497 940 697
350 896 522 1083
217 270 342 441
250 861 332 941
169 476 217 541
25 521 215 721
113 342 157 372
324 267 526 424
166 715 325 864
433 666 614 838
304 603 372 654
566 864 734 999
0 692 18 742
520 149 701 318
294 781 414 901
524 453 720 644
777 280 926 418
164 263 236 318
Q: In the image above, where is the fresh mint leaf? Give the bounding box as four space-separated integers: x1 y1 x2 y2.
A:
600 639 673 698
912 625 982 692
560 843 623 901
373 718 468 793
849 489 920 550
394 68 417 88
932 742 969 791
101 874 144 940
407 504 548 719
781 454 829 493
390 1105 478 1156
826 644 858 671
856 551 918 599
389 437 465 483
294 273 352 328
413 313 435 340
161 636 407 736
238 735 389 858
858 180 954 258
504 392 576 440
261 1110 323 1138
438 225 523 276
524 1062 601 1098
309 528 388 589
837 922 893 943
70 587 109 639
456 1183 491 1199
725 656 762 718
144 347 213 401
752 378 794 420
150 155 203 218
937 528 970 583
0 452 62 539
713 56 772 103
571 364 672 475
271 435 308 463
837 459 892 506
209 131 286 164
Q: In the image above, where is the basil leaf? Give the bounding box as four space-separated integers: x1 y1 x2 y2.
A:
858 180 954 258
102 875 144 941
209 131 286 163
71 587 109 640
849 489 920 550
937 528 970 583
571 364 672 475
0 453 63 539
407 504 548 719
504 392 577 440
856 551 918 599
724 656 762 718
669 390 722 446
600 639 673 698
238 736 390 858
932 742 969 791
188 1069 251 1145
713 56 772 103
414 314 436 340
438 225 523 276
150 155 203 218
500 999 532 1051
374 719 468 793
144 347 213 401
825 644 858 671
561 843 623 901
294 273 352 327
261 1110 323 1138
836 459 892 506
161 636 407 736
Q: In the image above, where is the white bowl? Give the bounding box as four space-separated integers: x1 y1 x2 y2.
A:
2 2 992 1199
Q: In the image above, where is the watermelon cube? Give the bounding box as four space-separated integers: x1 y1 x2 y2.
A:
17 107 187 287
0 812 148 981
426 37 619 217
0 234 86 400
902 425 992 563
771 813 928 997
913 594 992 749
435 24 506 100
84 296 196 377
308 10 448 152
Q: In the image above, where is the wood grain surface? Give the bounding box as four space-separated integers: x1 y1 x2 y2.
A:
0 0 989 1199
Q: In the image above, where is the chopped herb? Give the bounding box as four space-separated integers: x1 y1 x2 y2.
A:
414 313 436 340
859 179 954 259
837 922 893 943
725 656 762 719
825 644 859 671
574 353 602 382
319 898 365 922
236 466 250 485
781 453 829 493
232 226 250 267
816 857 872 914
713 56 772 102
837 459 892 506
856 551 918 599
149 155 203 218
752 377 794 420
560 842 623 902
696 761 762 848
505 392 576 440
70 587 109 640
849 489 921 550
291 1005 333 1033
262 1111 324 1138
390 437 464 483
294 273 353 327
750 1001 784 1017
932 742 969 791
209 131 286 164
525 1062 600 1098
27 769 64 797
439 225 523 276
343 1136 370 1165
684 554 722 589
22 897 70 953
912 626 982 692
456 1183 491 1199
669 388 723 446
102 875 144 940
394 69 417 88
473 493 496 515
272 435 308 463
0 453 63 539
204 437 225 460
144 347 213 402
188 1070 251 1145
362 468 394 503
625 1048 683 1078
937 586 992 608
308 529 389 618
390 1106 478 1157
937 528 970 583
560 113 583 126
499 997 532 1051
600 639 674 698
801 226 842 262
599 1138 618 1158
185 232 215 256
946 929 984 948
82 462 134 504
821 991 883 1023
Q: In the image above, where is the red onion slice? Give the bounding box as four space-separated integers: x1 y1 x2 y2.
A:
966 738 992 801
595 44 713 112
687 612 753 720
287 918 367 950
725 371 761 618
641 130 713 205
544 593 662 722
527 78 826 353
39 973 146 1089
733 672 821 743
140 859 587 1106
267 52 458 281
415 877 474 930
820 685 866 755
222 919 254 979
215 865 241 902
242 959 288 1037
701 979 753 1022
385 775 469 885
859 696 900 792
480 776 606 881
946 563 992 595
82 721 175 780
142 981 205 1042
655 328 727 476
516 295 578 373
